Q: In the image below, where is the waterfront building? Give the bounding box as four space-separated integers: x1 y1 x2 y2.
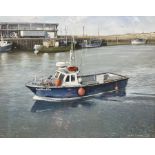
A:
0 22 58 38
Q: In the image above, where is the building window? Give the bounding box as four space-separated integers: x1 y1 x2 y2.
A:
8 24 18 30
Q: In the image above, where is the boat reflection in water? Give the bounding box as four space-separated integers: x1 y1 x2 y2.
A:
31 90 126 112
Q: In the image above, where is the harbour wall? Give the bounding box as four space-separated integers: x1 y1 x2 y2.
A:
5 32 155 51
6 38 44 50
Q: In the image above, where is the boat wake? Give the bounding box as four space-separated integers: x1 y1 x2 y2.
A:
31 90 127 112
131 92 155 97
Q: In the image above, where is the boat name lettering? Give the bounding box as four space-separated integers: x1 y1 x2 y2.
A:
36 88 51 91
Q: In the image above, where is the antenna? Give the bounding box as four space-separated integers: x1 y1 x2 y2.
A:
69 36 75 66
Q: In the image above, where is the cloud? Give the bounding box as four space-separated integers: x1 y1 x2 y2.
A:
0 16 155 35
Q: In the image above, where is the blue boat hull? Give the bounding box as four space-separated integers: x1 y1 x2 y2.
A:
26 78 128 101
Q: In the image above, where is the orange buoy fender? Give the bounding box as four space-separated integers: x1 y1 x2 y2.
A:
78 87 86 96
54 79 62 87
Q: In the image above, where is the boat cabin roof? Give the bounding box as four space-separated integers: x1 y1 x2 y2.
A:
58 68 71 74
55 67 78 77
54 67 80 86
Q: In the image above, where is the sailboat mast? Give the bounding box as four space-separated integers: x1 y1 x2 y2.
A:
65 26 68 46
83 26 85 37
1 33 3 41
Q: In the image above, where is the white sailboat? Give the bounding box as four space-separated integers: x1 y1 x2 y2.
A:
131 38 146 45
33 44 42 54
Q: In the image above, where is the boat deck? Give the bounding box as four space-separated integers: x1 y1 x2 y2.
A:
80 72 127 86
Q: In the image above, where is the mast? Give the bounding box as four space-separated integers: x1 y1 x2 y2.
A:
69 36 75 66
83 26 85 37
98 25 99 37
65 26 68 46
1 34 3 42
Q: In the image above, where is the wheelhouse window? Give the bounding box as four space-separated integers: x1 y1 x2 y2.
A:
59 73 65 81
66 75 70 82
71 75 75 82
55 72 60 78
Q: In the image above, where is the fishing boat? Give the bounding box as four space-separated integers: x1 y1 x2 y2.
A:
80 39 102 48
26 40 129 102
0 35 12 52
131 38 146 45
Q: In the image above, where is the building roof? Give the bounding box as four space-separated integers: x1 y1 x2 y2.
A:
0 22 59 25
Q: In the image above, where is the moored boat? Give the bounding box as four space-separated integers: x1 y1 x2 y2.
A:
131 38 146 45
33 44 43 54
0 36 12 52
26 39 129 102
80 39 102 48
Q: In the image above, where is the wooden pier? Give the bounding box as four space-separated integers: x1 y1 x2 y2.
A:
5 38 46 50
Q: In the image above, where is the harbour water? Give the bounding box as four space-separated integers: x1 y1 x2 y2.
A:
0 45 155 137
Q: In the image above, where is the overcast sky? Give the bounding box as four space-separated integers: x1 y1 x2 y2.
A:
0 16 155 35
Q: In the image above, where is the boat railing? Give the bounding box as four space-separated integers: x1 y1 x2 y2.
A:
79 72 128 85
80 72 128 79
28 75 53 86
79 74 97 85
